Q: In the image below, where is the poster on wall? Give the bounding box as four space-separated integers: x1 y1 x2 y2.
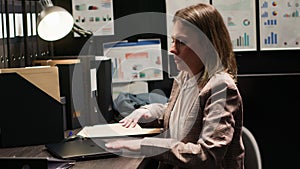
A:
72 0 114 36
260 0 300 50
165 0 210 52
212 0 257 51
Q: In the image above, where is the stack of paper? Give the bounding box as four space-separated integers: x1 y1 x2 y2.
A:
77 123 161 138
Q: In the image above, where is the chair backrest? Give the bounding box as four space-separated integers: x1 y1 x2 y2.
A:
242 126 262 169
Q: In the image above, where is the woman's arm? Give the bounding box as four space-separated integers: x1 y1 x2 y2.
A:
120 103 168 128
140 82 242 168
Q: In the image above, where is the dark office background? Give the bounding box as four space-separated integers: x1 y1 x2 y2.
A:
1 0 300 168
53 1 300 168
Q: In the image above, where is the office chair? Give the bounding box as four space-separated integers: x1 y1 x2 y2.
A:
242 126 262 169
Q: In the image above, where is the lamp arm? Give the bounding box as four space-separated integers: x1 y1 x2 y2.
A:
73 24 93 37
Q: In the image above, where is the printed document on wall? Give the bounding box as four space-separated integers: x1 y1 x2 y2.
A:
212 0 257 51
103 39 163 83
72 0 114 36
259 0 300 50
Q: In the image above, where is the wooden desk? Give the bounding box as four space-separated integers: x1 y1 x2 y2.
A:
0 144 143 169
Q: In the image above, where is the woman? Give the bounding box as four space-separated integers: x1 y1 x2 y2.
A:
106 3 244 169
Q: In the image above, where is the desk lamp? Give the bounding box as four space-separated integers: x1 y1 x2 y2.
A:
37 0 74 41
37 0 93 41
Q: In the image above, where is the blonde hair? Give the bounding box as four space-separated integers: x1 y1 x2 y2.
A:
173 3 237 85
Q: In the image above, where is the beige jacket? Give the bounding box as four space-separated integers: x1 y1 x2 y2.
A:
140 71 244 169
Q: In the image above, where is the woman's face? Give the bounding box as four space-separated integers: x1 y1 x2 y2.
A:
170 20 204 75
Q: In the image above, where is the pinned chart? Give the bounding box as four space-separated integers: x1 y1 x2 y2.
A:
260 0 300 50
72 0 114 36
213 0 257 51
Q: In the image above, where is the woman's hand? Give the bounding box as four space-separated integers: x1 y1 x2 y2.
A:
105 139 142 151
120 108 152 128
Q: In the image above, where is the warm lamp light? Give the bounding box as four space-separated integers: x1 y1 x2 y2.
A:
37 0 74 41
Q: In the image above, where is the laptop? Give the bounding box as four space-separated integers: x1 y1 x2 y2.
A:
45 138 121 160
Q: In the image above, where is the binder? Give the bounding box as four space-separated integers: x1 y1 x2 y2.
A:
0 9 4 68
0 33 4 68
37 36 50 57
2 0 9 68
9 38 24 68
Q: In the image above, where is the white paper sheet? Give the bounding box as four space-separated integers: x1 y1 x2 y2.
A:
77 123 161 138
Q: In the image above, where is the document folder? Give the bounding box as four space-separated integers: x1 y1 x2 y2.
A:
0 67 64 147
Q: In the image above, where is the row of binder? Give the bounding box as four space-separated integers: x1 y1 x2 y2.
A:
0 0 51 69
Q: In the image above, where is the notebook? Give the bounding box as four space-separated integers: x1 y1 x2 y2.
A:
45 138 121 160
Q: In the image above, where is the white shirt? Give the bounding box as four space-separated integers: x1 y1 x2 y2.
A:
169 72 201 140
